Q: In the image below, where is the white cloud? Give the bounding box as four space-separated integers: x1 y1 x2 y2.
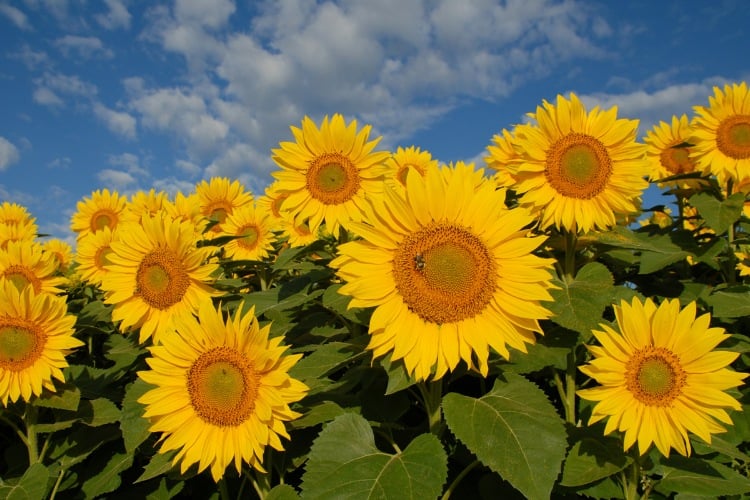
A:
0 4 32 30
56 35 115 60
174 0 235 30
97 168 137 190
93 103 137 139
95 0 131 30
33 87 64 107
107 152 148 178
8 45 49 70
204 142 273 193
175 159 202 177
0 137 21 171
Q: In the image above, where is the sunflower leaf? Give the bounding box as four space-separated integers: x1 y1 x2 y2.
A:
301 413 448 499
560 430 632 487
120 379 152 453
704 286 750 318
442 374 567 500
0 463 50 500
689 192 745 235
80 451 133 499
654 455 750 496
266 484 301 499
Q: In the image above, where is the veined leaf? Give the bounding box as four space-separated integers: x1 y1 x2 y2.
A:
655 455 750 496
0 463 49 500
689 192 745 235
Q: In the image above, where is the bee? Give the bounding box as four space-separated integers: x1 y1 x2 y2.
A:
414 253 426 271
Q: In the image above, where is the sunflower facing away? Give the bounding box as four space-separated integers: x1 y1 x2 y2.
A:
577 296 747 457
138 300 308 481
643 114 706 190
271 114 390 238
331 163 556 381
691 81 750 185
511 93 649 233
0 279 83 405
70 188 128 240
100 213 221 344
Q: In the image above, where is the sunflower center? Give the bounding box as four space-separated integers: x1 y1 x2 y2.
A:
625 346 686 406
3 265 41 293
392 223 496 324
91 209 117 232
546 133 612 199
0 319 45 371
717 115 750 159
306 153 361 205
238 225 259 250
187 346 259 427
661 144 695 175
135 248 191 310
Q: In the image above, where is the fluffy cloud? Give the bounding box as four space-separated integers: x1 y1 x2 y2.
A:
93 103 137 139
0 4 32 30
55 35 114 60
95 0 131 30
0 137 21 171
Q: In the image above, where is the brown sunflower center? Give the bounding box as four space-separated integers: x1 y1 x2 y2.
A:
91 209 118 232
187 346 259 427
546 133 612 199
3 265 41 294
238 225 260 250
392 223 496 324
716 115 750 159
0 319 46 371
625 346 686 406
306 153 361 205
661 143 695 175
135 247 191 310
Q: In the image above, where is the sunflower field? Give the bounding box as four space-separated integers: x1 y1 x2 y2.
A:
1 83 749 500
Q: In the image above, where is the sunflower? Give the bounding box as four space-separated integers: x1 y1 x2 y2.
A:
121 189 170 225
0 220 38 250
0 240 67 295
70 189 128 240
0 279 83 405
511 93 649 233
485 126 528 189
195 177 254 233
644 114 706 190
219 203 277 261
162 190 210 236
100 213 221 344
330 163 556 381
691 82 750 185
382 146 439 190
271 114 390 238
41 238 74 275
736 246 750 277
138 300 308 481
0 202 36 226
74 226 118 287
577 296 747 457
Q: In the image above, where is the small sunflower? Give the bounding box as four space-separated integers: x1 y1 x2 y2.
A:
220 203 277 261
41 238 74 275
74 226 118 287
0 220 38 250
162 191 210 236
100 213 221 344
121 189 170 225
691 81 750 185
138 300 308 481
382 146 439 190
0 279 83 405
0 202 35 227
331 163 556 381
70 189 128 240
512 93 649 233
485 126 527 189
644 114 706 190
0 240 67 295
271 114 390 238
195 177 254 233
578 297 747 457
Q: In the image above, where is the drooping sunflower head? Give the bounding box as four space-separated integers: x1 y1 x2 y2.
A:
195 177 254 233
644 114 707 190
100 213 221 344
0 278 83 405
138 300 308 481
0 240 67 295
332 163 556 381
70 188 128 240
512 93 650 233
691 81 750 185
219 203 277 261
382 145 439 190
271 114 390 238
578 296 747 457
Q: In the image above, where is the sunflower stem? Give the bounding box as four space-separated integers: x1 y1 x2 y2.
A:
563 229 577 281
563 350 578 425
725 180 738 285
440 459 480 500
418 379 444 436
24 403 40 464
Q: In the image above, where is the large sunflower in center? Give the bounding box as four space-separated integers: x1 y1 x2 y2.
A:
271 114 390 238
331 164 556 381
511 93 649 233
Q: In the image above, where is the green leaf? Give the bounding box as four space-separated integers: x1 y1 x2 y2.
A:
290 401 354 429
547 262 615 338
81 452 134 498
266 484 301 500
289 342 362 382
104 333 145 372
301 413 448 499
689 192 745 235
502 323 577 373
79 398 120 427
120 379 152 453
136 450 178 483
704 286 750 318
381 354 417 395
0 463 50 500
35 383 80 411
560 432 632 487
442 374 567 500
45 423 121 469
655 455 750 496
638 231 694 274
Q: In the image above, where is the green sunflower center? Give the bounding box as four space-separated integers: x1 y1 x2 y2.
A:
0 319 45 371
135 248 191 310
188 346 259 427
238 225 259 249
393 223 496 324
546 133 613 199
306 153 361 205
92 210 117 232
625 346 686 406
717 115 750 159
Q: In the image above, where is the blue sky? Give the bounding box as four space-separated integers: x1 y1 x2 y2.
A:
1 0 748 243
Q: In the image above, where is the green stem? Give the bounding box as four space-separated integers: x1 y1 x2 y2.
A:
418 379 444 436
24 403 39 464
218 477 231 500
726 180 738 285
564 229 577 281
48 467 65 500
564 350 577 425
621 451 641 500
440 459 480 500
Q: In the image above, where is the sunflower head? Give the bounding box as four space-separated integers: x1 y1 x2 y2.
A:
0 240 67 295
382 145 439 189
644 114 707 191
70 188 128 240
195 177 254 233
